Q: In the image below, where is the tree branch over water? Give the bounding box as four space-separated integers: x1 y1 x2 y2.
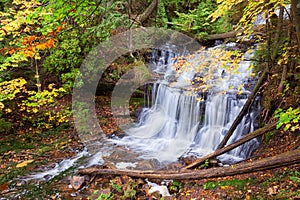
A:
216 67 269 150
184 122 277 169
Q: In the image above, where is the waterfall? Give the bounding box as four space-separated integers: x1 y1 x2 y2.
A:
25 43 261 180
110 43 260 165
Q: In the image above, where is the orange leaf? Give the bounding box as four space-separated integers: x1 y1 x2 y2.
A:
45 38 55 48
35 42 47 50
0 183 9 191
21 47 35 58
8 48 15 55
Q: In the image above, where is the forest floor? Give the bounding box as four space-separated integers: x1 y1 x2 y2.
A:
0 95 299 199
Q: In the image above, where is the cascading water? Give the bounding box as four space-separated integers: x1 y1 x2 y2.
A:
110 43 260 165
26 43 261 180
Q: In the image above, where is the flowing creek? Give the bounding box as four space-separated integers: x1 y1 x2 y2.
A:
26 42 260 180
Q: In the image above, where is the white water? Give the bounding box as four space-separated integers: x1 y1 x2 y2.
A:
26 43 260 180
24 149 89 181
111 43 260 164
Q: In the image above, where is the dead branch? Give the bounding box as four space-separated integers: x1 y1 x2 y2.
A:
205 30 238 40
184 122 277 169
78 148 300 179
217 68 269 149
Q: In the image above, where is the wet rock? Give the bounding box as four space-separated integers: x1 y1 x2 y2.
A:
148 185 171 197
70 176 85 190
137 178 145 185
70 192 77 197
178 155 197 165
135 159 162 170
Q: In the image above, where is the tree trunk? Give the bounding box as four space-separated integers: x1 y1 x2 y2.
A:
217 68 268 149
277 64 288 94
137 0 160 24
292 0 300 53
274 6 284 45
184 122 277 169
78 149 300 180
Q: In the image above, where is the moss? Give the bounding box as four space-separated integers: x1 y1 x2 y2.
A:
203 178 252 190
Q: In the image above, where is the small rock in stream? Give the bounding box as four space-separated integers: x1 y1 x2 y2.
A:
70 176 85 190
70 192 77 197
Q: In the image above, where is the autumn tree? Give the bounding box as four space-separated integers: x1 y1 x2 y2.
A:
0 0 130 132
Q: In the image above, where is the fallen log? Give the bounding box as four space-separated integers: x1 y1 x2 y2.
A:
202 25 264 41
78 148 300 180
217 68 269 150
184 122 277 169
205 30 237 41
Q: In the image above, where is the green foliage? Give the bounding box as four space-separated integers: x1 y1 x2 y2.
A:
289 171 300 183
41 31 82 92
203 179 251 190
39 0 129 92
42 32 82 73
264 131 275 144
262 169 300 199
282 81 290 97
169 181 183 193
200 159 210 169
108 70 121 81
0 77 70 130
60 68 80 92
96 192 114 200
203 181 217 190
171 1 231 38
275 107 300 132
110 179 123 193
107 177 138 199
123 181 138 199
0 117 12 134
0 0 132 131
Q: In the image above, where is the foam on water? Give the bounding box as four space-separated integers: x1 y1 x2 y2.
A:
108 43 260 165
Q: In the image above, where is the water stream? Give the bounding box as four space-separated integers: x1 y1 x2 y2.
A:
27 42 260 180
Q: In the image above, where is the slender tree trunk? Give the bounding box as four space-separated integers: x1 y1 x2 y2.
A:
278 64 288 94
127 0 132 18
272 5 284 63
33 58 41 92
137 0 160 24
292 0 300 53
275 6 284 44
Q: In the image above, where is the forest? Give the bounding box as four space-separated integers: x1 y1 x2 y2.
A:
0 0 300 199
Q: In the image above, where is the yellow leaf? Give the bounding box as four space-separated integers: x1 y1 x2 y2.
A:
0 102 4 110
34 53 41 60
16 159 34 168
